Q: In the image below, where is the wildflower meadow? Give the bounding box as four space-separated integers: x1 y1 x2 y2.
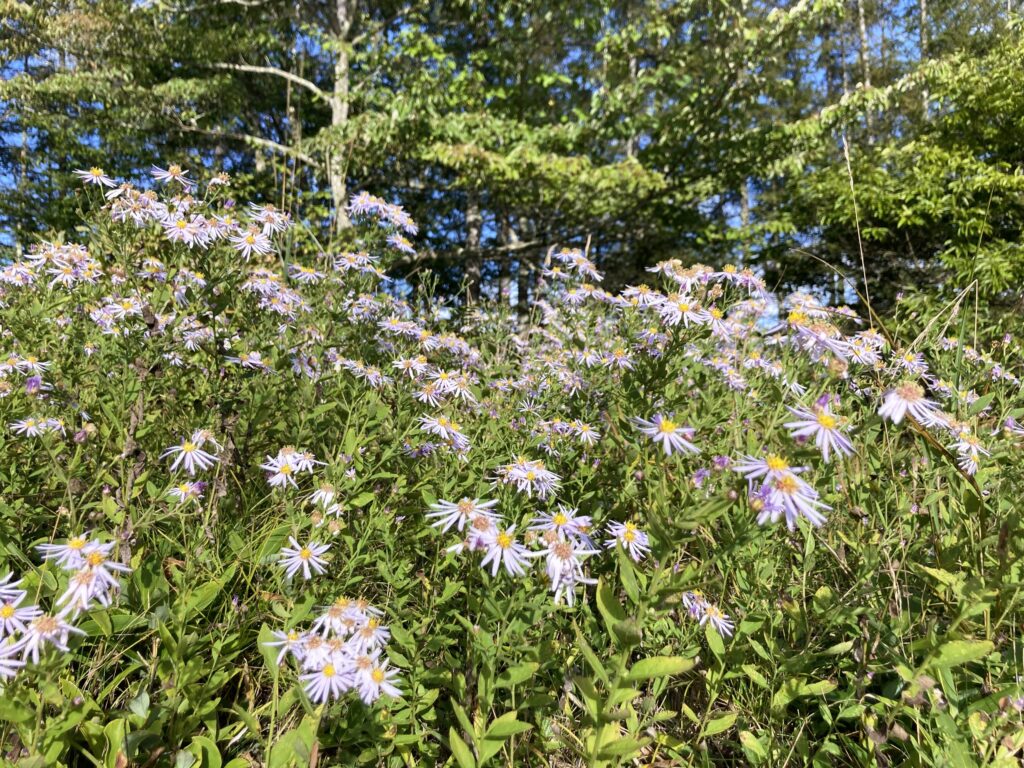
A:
0 164 1020 768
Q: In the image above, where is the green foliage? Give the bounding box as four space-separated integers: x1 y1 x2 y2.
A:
0 173 1022 767
10 1 1022 305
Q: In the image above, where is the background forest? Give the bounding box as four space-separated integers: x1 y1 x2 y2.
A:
3 0 1024 310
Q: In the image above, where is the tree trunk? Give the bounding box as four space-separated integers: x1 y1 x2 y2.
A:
919 0 929 114
740 180 750 263
502 217 529 314
465 192 482 303
497 216 511 305
855 0 873 135
840 16 850 99
516 257 530 316
329 0 353 233
625 52 638 159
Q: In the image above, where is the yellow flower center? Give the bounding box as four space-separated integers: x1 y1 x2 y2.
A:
765 455 789 472
69 537 86 550
659 419 677 434
0 605 14 618
182 441 196 453
299 547 312 560
895 382 924 402
552 513 568 526
496 532 512 549
323 664 335 678
34 615 58 633
816 413 837 429
86 551 105 567
371 668 385 683
775 474 800 494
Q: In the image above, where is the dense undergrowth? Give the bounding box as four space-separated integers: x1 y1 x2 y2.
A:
0 167 1022 767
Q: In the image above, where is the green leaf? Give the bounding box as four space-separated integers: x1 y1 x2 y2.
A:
189 735 222 768
573 622 610 684
616 546 641 604
919 565 958 587
596 579 627 639
597 736 646 759
178 564 236 619
0 696 35 724
351 491 376 508
91 608 113 637
103 719 128 768
932 639 994 668
799 679 837 696
611 618 643 648
739 730 767 761
742 664 768 688
626 655 695 682
705 622 726 657
969 393 994 414
495 662 538 689
703 712 737 736
448 727 476 768
484 712 533 738
258 623 281 683
771 677 836 713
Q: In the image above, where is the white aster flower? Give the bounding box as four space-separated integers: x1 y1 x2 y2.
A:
278 537 330 580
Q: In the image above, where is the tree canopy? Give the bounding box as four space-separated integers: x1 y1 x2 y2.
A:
2 0 1022 308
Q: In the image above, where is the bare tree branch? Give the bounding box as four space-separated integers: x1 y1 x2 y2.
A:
174 122 320 167
210 62 327 101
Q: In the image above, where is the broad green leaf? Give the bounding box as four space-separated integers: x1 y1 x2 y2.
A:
448 728 475 768
626 655 694 682
597 735 646 758
932 639 994 669
596 579 627 640
705 622 726 657
703 712 737 736
484 712 533 738
495 662 538 689
739 730 767 761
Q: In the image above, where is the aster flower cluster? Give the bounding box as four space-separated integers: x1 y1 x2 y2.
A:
427 496 652 607
265 597 401 706
736 454 831 530
347 192 418 235
681 591 734 638
261 446 324 489
0 532 130 680
0 165 1018 751
495 457 562 499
